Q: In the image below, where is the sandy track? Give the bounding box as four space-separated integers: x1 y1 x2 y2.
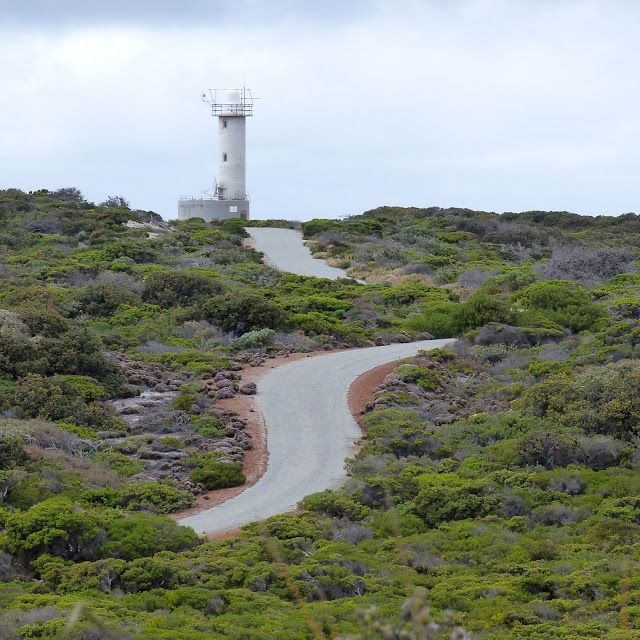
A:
178 339 454 535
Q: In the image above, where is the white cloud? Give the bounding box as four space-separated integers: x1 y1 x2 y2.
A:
0 0 639 219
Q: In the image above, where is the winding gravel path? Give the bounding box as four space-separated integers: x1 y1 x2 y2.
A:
179 339 454 535
247 227 352 280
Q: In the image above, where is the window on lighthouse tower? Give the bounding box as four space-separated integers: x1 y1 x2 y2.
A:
223 153 228 162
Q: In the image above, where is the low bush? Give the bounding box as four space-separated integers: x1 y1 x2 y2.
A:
75 283 142 317
190 461 246 490
190 415 230 438
516 280 607 332
102 513 200 560
142 270 224 308
201 291 290 334
232 328 276 349
83 482 195 513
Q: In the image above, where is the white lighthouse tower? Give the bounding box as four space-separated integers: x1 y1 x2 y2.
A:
178 87 253 221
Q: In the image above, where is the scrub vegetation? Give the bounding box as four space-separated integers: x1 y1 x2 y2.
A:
0 188 639 637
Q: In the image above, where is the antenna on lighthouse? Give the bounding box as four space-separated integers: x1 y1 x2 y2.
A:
178 86 255 222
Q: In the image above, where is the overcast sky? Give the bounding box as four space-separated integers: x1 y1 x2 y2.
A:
1 0 639 220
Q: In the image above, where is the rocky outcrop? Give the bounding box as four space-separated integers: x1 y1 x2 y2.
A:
106 359 257 493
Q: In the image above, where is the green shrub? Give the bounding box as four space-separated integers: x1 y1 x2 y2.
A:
412 474 499 527
516 280 607 332
455 292 516 331
405 301 459 338
75 283 142 317
143 270 224 308
396 364 443 390
173 394 197 411
217 217 249 237
5 497 111 561
14 374 124 432
49 375 106 402
299 489 371 521
521 360 640 439
16 305 71 338
201 291 290 334
101 513 200 560
293 311 371 344
190 415 229 438
0 379 18 412
302 218 340 238
190 462 246 490
83 481 195 513
91 451 145 477
232 328 276 349
0 435 29 470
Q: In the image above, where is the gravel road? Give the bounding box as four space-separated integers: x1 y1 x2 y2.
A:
179 339 454 535
247 227 352 280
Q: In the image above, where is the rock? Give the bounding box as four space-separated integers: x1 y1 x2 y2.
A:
154 383 169 392
188 404 202 414
162 451 185 460
216 387 236 400
236 432 253 450
239 383 257 395
138 446 164 460
216 379 238 390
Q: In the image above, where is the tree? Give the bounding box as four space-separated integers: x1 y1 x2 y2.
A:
50 187 85 203
99 196 130 208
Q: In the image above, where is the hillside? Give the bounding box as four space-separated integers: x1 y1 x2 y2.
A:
0 188 640 638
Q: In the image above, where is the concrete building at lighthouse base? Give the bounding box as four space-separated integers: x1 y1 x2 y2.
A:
178 197 249 221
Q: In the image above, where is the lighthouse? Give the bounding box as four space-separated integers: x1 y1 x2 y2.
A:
178 87 253 221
